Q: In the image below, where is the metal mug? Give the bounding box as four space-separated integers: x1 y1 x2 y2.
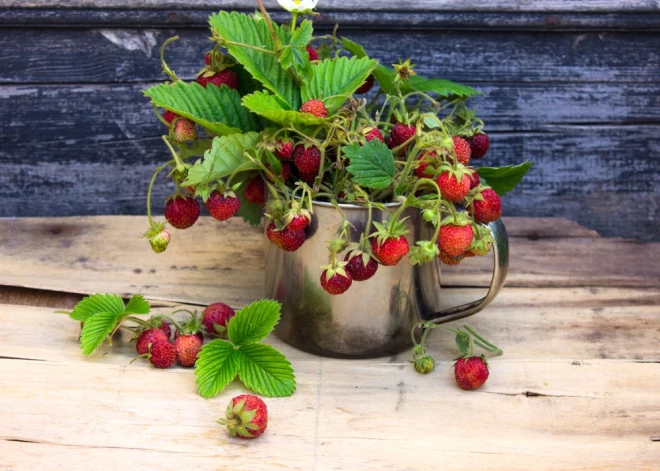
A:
265 201 509 358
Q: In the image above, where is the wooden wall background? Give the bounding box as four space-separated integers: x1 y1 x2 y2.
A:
1 1 658 240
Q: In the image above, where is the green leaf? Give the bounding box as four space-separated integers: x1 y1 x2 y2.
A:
236 343 296 397
341 38 397 95
242 91 327 128
405 76 480 98
343 140 396 189
227 300 282 346
210 11 301 109
280 20 313 82
477 162 532 196
302 56 378 114
195 340 240 399
124 294 150 315
69 294 125 322
144 81 260 135
237 180 264 227
340 37 368 58
455 332 469 356
183 132 261 187
80 312 119 356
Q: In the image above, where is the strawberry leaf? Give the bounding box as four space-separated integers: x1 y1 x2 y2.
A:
80 312 119 356
237 178 264 227
343 140 395 190
477 162 532 196
242 91 327 128
236 343 296 398
144 81 261 135
69 294 125 322
124 294 150 315
279 20 313 82
210 11 301 109
195 340 240 399
227 300 282 347
183 132 261 187
302 56 378 115
404 76 480 98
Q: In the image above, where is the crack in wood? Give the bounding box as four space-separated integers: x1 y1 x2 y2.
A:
0 355 45 362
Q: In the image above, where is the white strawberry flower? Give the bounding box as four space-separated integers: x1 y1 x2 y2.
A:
277 0 318 14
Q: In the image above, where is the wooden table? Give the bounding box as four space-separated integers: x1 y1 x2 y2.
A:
1 216 659 470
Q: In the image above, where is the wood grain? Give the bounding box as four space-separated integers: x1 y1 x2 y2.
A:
0 217 658 308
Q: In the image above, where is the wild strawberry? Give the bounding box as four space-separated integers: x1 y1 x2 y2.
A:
454 355 490 390
157 320 172 339
363 127 384 143
299 99 328 118
414 151 437 179
202 302 235 336
472 188 502 223
344 252 378 281
174 334 202 367
197 69 239 89
293 144 322 176
287 214 310 231
266 222 306 252
439 223 474 257
452 136 471 165
468 133 490 159
469 172 481 190
439 251 465 265
163 110 178 123
306 45 319 61
275 139 294 159
244 176 265 207
413 354 436 374
164 196 200 230
387 123 416 149
172 118 197 141
148 228 170 254
371 236 409 266
320 265 353 295
148 341 176 369
266 161 293 182
218 395 268 439
355 74 375 94
206 191 240 221
204 52 212 65
437 169 472 202
135 328 170 355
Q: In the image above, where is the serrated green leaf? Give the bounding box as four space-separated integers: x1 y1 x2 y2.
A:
302 56 378 114
210 11 301 109
341 38 397 95
343 140 395 189
477 162 532 196
195 340 240 399
340 36 367 58
183 132 261 187
144 81 261 135
69 294 125 322
242 91 327 128
405 76 480 98
124 294 150 315
291 20 313 47
80 312 119 356
227 300 282 346
236 343 296 397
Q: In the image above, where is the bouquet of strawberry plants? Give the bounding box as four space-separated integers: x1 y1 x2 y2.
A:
143 0 530 295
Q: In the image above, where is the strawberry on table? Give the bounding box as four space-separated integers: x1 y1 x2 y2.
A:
218 395 268 439
454 355 490 390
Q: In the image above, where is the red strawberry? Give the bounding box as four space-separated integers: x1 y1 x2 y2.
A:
468 133 490 159
299 99 328 118
164 196 200 230
219 395 268 439
293 145 321 176
344 253 378 281
472 188 502 223
355 74 375 94
205 52 212 65
287 214 310 231
202 302 236 336
157 321 172 339
266 161 293 182
174 330 204 343
454 355 490 390
371 236 409 266
206 191 240 221
172 119 197 141
266 222 306 252
452 136 471 165
148 341 176 369
439 251 465 266
197 69 239 89
244 176 265 206
306 45 319 61
469 172 481 190
437 171 471 202
275 139 294 159
414 151 437 179
136 328 170 355
387 123 416 149
163 110 178 123
363 127 384 143
174 334 202 367
320 267 352 295
439 223 474 257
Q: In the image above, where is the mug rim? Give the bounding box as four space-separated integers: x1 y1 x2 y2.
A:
311 199 403 210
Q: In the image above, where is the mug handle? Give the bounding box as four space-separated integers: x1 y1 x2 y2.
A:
419 218 509 324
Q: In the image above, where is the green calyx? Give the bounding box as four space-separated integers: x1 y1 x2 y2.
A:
371 218 409 244
321 260 349 280
439 211 471 227
410 240 440 265
218 399 259 438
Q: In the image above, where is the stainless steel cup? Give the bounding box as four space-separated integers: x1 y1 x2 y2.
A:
265 201 508 358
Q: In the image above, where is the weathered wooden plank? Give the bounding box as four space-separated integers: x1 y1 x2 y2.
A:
3 29 660 84
0 217 657 306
